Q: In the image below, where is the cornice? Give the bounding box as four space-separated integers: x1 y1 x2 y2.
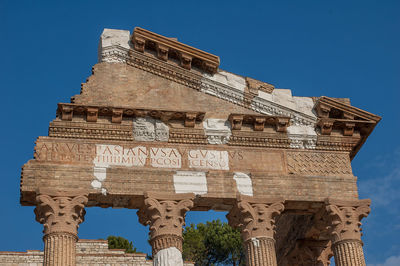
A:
316 96 381 122
98 45 317 127
314 97 381 159
57 103 205 126
132 27 220 73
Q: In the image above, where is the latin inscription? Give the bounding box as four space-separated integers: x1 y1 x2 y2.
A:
188 150 229 170
34 140 285 173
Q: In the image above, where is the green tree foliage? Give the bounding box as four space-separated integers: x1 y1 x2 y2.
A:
107 235 138 254
182 220 245 266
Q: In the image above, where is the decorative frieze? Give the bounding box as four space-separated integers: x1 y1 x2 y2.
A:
49 120 134 141
229 131 290 148
168 128 207 144
286 152 353 176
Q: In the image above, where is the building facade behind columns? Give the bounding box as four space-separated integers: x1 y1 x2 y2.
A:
15 27 381 266
0 239 194 265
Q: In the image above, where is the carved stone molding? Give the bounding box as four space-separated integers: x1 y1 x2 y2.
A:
150 234 183 254
315 97 381 159
132 27 220 73
99 36 318 128
227 195 284 241
34 192 88 236
286 240 333 266
57 103 205 126
49 120 134 141
229 131 290 148
228 113 290 132
137 192 194 251
168 128 207 144
246 77 275 94
325 199 371 244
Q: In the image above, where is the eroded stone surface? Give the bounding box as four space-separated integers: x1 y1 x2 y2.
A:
173 171 207 195
153 247 183 266
133 117 169 142
203 119 232 144
233 172 253 196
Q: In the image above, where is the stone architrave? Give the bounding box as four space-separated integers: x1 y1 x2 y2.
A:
286 239 333 266
227 195 284 266
34 190 88 266
325 199 371 266
137 192 195 266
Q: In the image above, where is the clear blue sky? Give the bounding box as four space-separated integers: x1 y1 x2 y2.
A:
1 1 399 265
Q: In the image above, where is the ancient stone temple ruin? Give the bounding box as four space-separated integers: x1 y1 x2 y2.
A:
18 27 380 266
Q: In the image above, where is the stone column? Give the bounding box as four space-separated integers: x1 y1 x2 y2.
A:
325 199 371 266
286 239 333 266
34 191 88 266
227 195 284 266
137 192 194 266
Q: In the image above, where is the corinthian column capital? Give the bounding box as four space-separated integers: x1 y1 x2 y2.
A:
137 192 194 254
227 195 284 241
34 191 88 236
325 199 371 244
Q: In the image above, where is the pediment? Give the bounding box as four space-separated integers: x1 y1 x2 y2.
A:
56 27 381 159
72 62 258 120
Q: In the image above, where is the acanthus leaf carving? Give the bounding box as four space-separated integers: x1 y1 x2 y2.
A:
325 199 370 244
227 196 284 241
137 193 194 240
34 194 88 236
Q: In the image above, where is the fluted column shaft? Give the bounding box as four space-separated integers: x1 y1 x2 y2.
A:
333 240 366 266
227 195 284 266
325 199 370 266
43 233 77 266
137 192 194 266
34 191 88 266
244 237 277 266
